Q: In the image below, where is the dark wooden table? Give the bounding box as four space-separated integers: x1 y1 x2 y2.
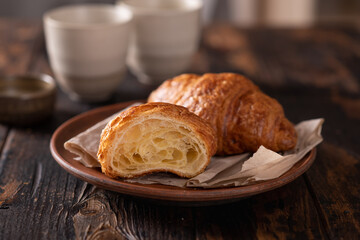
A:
0 19 359 239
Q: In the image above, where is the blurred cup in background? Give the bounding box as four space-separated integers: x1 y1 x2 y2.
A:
43 4 132 102
118 0 202 85
264 0 315 27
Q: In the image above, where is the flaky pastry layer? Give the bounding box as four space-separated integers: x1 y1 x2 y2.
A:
97 102 217 178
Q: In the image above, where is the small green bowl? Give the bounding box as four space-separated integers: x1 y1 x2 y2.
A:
0 74 56 125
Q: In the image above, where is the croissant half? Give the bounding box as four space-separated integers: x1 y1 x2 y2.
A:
97 102 217 178
148 73 297 155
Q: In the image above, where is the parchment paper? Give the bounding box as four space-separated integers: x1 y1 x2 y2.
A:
64 103 324 188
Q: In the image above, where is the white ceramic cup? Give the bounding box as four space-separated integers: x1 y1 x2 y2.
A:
118 0 203 85
44 4 132 102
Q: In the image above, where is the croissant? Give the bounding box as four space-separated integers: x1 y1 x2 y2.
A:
97 102 217 178
148 73 297 155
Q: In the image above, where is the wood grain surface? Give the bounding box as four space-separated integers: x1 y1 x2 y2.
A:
0 19 359 239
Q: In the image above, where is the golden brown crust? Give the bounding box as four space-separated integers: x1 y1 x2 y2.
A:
148 73 297 155
97 102 217 178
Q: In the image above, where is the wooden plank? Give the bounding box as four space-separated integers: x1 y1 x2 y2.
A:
194 200 258 240
70 184 196 239
252 177 327 239
0 128 73 238
103 195 195 239
0 127 8 154
251 28 360 94
305 143 360 239
194 178 326 240
203 25 360 94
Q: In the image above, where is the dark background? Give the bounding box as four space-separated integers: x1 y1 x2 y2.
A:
0 0 359 27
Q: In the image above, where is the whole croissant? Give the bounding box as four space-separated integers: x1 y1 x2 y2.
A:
148 73 297 155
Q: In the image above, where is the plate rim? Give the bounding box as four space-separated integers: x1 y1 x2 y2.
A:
50 100 316 203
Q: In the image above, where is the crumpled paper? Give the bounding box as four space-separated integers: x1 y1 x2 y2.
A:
64 103 324 188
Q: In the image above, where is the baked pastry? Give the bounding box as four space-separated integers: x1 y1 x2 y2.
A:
97 102 217 178
148 73 297 155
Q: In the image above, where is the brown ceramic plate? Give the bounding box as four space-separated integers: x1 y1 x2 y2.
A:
50 101 316 205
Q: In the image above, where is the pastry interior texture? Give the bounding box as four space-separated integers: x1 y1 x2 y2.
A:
148 73 297 155
97 102 217 178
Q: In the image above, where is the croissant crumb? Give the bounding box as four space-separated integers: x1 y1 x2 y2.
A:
97 102 217 178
